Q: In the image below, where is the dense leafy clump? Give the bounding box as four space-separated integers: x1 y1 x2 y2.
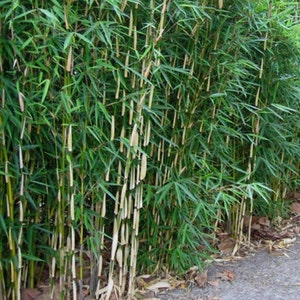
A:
0 0 299 298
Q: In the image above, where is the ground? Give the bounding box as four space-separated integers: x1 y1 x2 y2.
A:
137 206 300 300
157 236 300 300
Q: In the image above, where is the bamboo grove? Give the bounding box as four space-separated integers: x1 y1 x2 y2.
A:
0 0 300 299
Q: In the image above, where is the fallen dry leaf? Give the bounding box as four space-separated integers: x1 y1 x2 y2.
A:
291 202 300 214
194 270 208 288
217 232 229 240
244 214 259 228
217 238 235 254
293 191 300 201
258 217 271 226
21 288 42 300
215 270 235 282
293 226 300 234
208 280 220 287
35 285 60 300
224 270 235 281
251 222 261 230
279 237 296 246
135 290 158 299
145 279 171 291
136 275 158 289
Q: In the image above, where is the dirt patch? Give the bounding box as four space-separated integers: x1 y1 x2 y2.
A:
158 237 300 300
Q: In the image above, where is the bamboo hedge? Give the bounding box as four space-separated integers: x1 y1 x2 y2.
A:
0 0 300 299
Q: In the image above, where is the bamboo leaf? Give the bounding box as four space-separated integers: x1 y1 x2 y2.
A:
39 8 59 24
64 32 75 50
22 253 45 262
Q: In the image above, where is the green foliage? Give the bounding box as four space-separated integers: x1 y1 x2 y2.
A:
0 0 299 298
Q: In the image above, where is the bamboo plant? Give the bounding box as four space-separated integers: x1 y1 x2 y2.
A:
0 0 299 299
